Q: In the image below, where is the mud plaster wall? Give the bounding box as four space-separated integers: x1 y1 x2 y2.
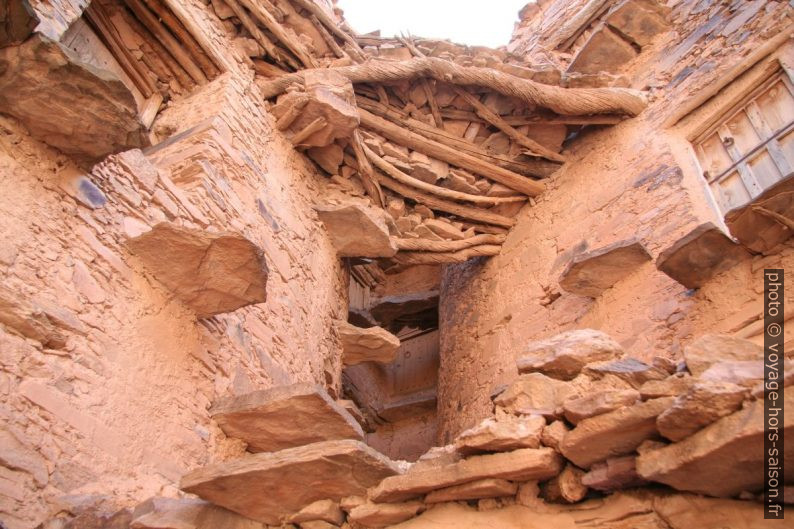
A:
0 2 346 527
437 0 794 443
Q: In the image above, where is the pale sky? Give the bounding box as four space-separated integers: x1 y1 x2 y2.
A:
336 0 532 48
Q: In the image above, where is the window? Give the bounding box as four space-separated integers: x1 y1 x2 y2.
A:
694 71 794 214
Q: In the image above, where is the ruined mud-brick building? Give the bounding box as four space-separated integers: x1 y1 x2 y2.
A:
0 0 793 526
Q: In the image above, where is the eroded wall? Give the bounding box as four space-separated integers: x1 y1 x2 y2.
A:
0 3 346 527
438 0 794 442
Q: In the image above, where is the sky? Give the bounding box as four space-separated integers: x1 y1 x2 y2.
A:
336 0 532 48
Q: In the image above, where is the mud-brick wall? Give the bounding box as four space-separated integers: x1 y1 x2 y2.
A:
437 0 794 443
0 48 345 529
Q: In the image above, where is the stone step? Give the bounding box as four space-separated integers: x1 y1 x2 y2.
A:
209 383 364 453
180 439 403 525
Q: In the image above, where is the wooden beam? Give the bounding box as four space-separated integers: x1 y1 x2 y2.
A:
352 130 386 207
309 14 346 59
224 0 297 70
452 86 565 163
290 117 327 145
393 245 503 264
288 0 366 61
360 108 545 196
275 96 308 130
357 96 560 178
373 170 516 228
365 145 526 206
440 108 623 126
393 233 506 251
238 0 317 68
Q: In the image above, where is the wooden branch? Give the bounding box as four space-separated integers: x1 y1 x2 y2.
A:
752 206 794 231
373 169 515 228
360 108 545 197
352 130 386 207
365 145 526 206
440 108 623 126
288 0 366 61
252 59 289 77
224 0 297 70
309 14 346 59
123 0 207 84
393 244 503 264
452 86 565 163
256 57 648 116
357 96 560 178
142 0 219 78
422 79 444 128
290 116 327 145
546 0 611 51
85 3 156 98
460 222 509 235
393 233 506 251
238 0 317 68
275 96 308 130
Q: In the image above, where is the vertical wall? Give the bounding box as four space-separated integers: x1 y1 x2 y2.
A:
437 0 794 442
0 2 347 528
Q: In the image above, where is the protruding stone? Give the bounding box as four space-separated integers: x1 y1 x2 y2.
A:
127 222 268 318
583 357 668 388
606 0 670 47
540 464 588 503
568 26 638 75
369 292 439 333
315 200 398 258
656 222 750 289
517 329 625 380
335 320 400 365
288 499 344 525
348 501 425 528
540 420 569 451
424 478 518 504
454 415 545 455
0 35 147 164
563 389 640 424
209 383 364 453
656 381 749 441
130 497 263 529
682 334 762 377
494 373 577 418
636 386 794 497
639 375 696 399
558 239 650 297
581 455 647 492
181 440 401 524
561 397 675 468
370 447 563 503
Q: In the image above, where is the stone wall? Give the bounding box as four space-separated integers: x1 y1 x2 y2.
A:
0 2 346 528
437 0 794 442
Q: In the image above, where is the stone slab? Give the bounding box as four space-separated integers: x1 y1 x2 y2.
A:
425 478 518 504
315 200 397 258
568 25 639 75
335 319 400 365
209 383 364 452
181 440 402 525
517 329 625 380
127 222 268 318
558 239 651 297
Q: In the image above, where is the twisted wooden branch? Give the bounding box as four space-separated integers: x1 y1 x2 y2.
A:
256 57 647 116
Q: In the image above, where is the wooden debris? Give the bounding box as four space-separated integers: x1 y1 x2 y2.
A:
289 0 366 61
224 0 296 70
290 116 327 145
352 130 385 207
275 96 309 130
310 14 346 59
238 0 317 68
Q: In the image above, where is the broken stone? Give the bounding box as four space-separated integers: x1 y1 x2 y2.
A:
307 143 345 175
288 500 344 525
606 0 670 47
422 218 465 240
656 381 749 441
413 444 462 471
636 386 794 497
335 320 400 365
558 239 651 297
315 200 397 257
639 375 696 399
454 415 545 455
563 389 640 425
424 478 518 504
410 153 449 184
386 198 406 219
0 35 147 164
584 357 669 388
209 383 364 453
581 455 647 492
494 373 577 418
699 360 765 387
568 25 638 75
540 420 570 451
370 447 563 503
120 223 262 312
181 440 401 524
517 329 625 380
560 397 675 468
348 501 425 528
130 497 262 529
540 464 588 503
682 334 762 377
